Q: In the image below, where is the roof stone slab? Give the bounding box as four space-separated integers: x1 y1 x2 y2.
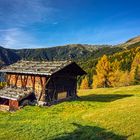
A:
0 60 72 76
0 87 33 101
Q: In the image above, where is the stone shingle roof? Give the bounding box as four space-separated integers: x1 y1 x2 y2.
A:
0 87 32 101
0 60 74 76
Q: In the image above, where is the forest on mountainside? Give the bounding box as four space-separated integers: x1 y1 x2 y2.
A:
79 46 140 88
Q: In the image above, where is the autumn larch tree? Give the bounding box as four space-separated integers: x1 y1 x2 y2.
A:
130 52 140 84
80 76 89 89
93 55 111 88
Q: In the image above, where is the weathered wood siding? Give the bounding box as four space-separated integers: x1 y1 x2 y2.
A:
6 73 78 104
9 100 19 110
46 75 77 102
7 74 48 101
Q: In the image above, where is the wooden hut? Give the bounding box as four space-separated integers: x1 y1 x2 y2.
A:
0 60 86 110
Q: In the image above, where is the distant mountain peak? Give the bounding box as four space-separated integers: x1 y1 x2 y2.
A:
125 35 140 44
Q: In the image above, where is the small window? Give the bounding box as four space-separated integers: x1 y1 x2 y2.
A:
57 92 67 100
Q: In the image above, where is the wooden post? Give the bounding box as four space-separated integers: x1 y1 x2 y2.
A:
38 77 50 101
14 75 19 87
52 77 57 101
20 75 24 88
74 76 77 97
9 100 19 110
23 75 28 88
31 76 35 91
6 74 11 86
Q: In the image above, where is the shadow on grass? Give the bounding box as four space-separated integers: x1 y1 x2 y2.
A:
52 123 127 140
77 94 133 102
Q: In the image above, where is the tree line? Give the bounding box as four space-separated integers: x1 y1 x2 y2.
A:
80 47 140 89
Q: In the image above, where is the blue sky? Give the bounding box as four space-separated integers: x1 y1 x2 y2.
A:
0 0 140 49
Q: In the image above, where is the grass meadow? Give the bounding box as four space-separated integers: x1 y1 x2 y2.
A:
0 85 140 140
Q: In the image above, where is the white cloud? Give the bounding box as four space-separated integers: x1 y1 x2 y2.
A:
0 28 46 49
0 0 59 49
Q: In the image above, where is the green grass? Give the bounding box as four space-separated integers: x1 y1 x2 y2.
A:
0 85 140 140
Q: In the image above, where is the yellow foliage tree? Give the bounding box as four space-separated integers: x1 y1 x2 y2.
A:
108 60 122 87
119 71 131 86
80 76 89 89
93 55 111 88
110 70 130 87
110 59 120 71
93 74 104 88
108 70 122 87
136 65 140 83
130 52 140 84
93 56 131 88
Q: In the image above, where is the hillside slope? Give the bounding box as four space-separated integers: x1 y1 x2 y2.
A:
14 44 111 61
15 36 140 61
0 36 140 66
0 46 20 67
118 35 140 49
11 35 140 61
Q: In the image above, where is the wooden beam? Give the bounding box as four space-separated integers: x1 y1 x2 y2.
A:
6 74 11 86
38 77 50 101
20 75 24 88
31 76 35 91
53 75 76 79
52 78 57 101
23 75 28 88
39 76 44 90
14 75 19 87
74 76 77 97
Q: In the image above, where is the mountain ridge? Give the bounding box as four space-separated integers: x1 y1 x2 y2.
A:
0 35 140 67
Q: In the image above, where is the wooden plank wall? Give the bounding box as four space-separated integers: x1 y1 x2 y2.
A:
6 73 78 104
46 75 77 102
7 74 48 101
9 100 19 110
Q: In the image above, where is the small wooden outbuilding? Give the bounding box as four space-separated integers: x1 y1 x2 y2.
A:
0 60 86 110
